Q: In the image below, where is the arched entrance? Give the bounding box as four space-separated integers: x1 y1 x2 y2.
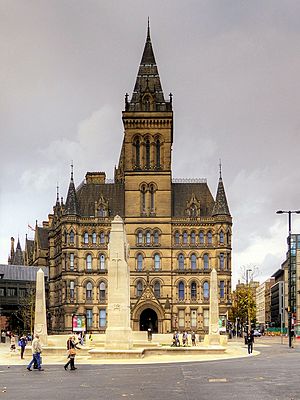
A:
139 308 158 333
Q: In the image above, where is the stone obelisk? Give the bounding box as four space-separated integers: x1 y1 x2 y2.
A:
34 268 48 345
204 268 221 346
105 215 133 350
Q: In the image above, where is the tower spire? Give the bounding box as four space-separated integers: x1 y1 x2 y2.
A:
219 159 222 179
64 165 79 215
212 164 230 217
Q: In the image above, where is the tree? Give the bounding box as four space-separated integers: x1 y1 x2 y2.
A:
229 285 256 329
16 286 35 335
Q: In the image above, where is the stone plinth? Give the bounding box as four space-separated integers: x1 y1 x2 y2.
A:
34 268 48 346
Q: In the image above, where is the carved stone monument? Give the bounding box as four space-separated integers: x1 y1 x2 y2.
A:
34 268 48 345
105 215 133 350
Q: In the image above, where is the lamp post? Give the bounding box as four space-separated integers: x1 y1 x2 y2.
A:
246 269 252 333
276 210 300 348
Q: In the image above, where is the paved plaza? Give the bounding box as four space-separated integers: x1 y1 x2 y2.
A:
0 337 299 400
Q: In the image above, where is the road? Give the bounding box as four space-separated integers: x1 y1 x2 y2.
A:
0 342 299 400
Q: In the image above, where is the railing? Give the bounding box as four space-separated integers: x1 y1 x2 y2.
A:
172 178 207 183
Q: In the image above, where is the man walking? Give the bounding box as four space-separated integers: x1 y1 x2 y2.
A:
27 334 44 371
247 330 254 355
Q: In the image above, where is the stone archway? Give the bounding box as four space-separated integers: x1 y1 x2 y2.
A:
139 308 158 333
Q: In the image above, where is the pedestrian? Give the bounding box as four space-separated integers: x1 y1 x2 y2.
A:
291 328 295 348
182 331 188 346
171 332 176 346
64 335 80 371
27 334 44 371
191 331 196 346
175 331 180 347
19 334 27 359
247 330 254 355
10 334 16 352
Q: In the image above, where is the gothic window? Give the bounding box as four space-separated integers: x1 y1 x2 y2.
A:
137 254 143 271
140 184 147 213
190 254 197 270
70 281 75 299
70 253 74 270
99 282 106 301
191 231 196 245
153 230 159 245
100 232 105 244
191 281 197 300
86 282 93 300
146 231 151 245
183 231 188 245
70 230 74 244
154 281 161 298
220 253 224 270
99 254 106 270
219 231 224 244
143 95 150 111
154 253 161 271
203 254 209 270
207 231 212 244
199 232 204 244
155 139 161 168
86 309 93 328
84 232 89 244
98 207 106 217
99 309 106 328
178 254 184 270
136 280 143 297
220 281 225 299
178 281 185 300
135 138 140 168
175 231 180 245
92 232 97 244
145 139 150 169
137 231 143 245
203 281 209 300
86 254 92 270
190 205 197 217
149 184 155 213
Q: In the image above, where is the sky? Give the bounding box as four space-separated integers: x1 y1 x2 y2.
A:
1 0 300 287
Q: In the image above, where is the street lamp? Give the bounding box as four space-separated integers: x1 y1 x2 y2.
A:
246 269 252 332
276 210 300 348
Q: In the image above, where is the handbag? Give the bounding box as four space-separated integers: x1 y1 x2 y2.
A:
69 348 76 356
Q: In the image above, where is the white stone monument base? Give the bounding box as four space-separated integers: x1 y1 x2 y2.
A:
105 327 133 350
203 334 228 346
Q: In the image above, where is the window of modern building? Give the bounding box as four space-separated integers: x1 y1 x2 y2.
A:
203 309 209 328
100 232 105 244
178 309 185 328
86 254 92 270
92 232 97 244
190 254 197 270
153 230 159 245
70 230 75 244
154 253 161 271
191 281 197 299
84 232 89 244
203 254 209 270
70 253 74 270
70 281 75 299
199 232 204 244
155 139 161 168
154 281 161 298
136 280 143 297
145 139 150 169
178 254 184 270
219 231 224 244
190 309 197 328
99 254 105 270
190 231 196 245
175 231 180 245
99 282 106 301
178 281 185 300
137 231 143 245
86 282 93 300
86 309 93 329
207 231 212 244
220 281 225 299
220 253 224 270
146 231 151 245
137 254 143 271
203 282 209 300
183 231 188 244
99 309 106 328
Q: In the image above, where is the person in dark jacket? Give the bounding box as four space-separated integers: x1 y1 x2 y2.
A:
64 336 80 370
19 334 27 359
247 330 254 354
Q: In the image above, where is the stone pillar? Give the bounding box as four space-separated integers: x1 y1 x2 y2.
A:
105 216 133 350
34 268 48 345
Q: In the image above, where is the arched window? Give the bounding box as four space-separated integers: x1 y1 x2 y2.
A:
149 184 155 213
183 231 188 245
146 231 151 245
145 139 150 169
154 253 161 271
137 254 143 271
70 281 75 299
137 231 143 245
207 231 212 244
203 254 209 270
135 138 140 167
178 254 184 270
69 230 74 244
191 281 197 300
86 254 92 270
86 282 93 300
191 231 196 245
141 184 147 213
84 232 89 244
190 254 197 270
136 280 143 297
219 231 224 244
99 282 106 301
100 232 105 244
203 281 209 300
199 232 204 244
92 232 97 244
98 206 106 217
154 281 161 298
178 281 185 300
153 230 159 245
175 231 180 245
99 254 105 270
155 139 161 168
220 281 225 298
190 205 197 217
220 253 224 270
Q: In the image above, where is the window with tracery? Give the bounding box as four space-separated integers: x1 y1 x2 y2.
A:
175 231 180 245
207 231 212 244
154 281 161 298
100 232 105 244
70 230 74 244
199 232 204 244
191 254 197 269
153 230 159 245
155 139 161 168
154 253 161 271
86 282 93 300
178 281 185 300
84 232 89 244
137 254 143 271
191 281 197 299
86 254 92 270
191 231 196 245
136 280 143 297
220 253 224 270
219 231 224 244
99 254 105 270
145 139 150 169
149 184 155 213
203 254 209 270
141 184 147 213
99 282 106 301
178 254 184 270
203 282 209 300
92 232 97 244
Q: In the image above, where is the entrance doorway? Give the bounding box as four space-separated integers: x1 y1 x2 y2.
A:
139 308 158 333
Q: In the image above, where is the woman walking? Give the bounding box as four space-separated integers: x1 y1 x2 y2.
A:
64 336 80 371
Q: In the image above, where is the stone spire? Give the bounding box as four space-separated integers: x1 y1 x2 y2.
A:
64 163 79 216
126 20 172 112
212 163 230 217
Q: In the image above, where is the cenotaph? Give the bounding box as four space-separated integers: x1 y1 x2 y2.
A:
34 268 48 345
105 215 133 350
